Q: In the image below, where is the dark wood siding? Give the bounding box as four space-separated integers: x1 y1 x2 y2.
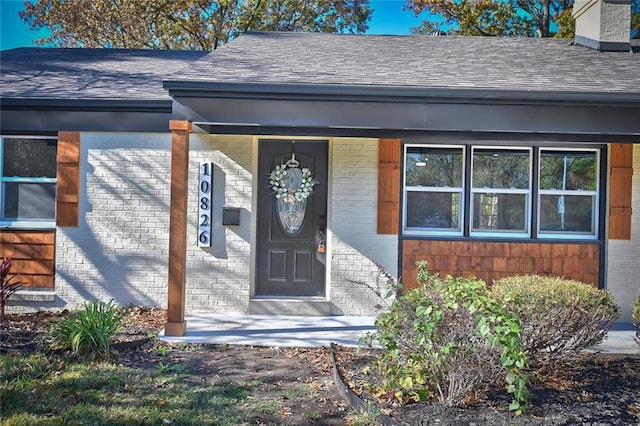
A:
609 143 633 240
377 138 401 234
402 240 599 289
56 131 81 227
0 230 55 288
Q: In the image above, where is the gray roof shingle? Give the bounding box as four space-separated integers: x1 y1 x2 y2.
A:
169 32 640 95
0 48 208 100
1 32 638 101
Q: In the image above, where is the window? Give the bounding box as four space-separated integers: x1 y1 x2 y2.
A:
404 145 464 235
403 144 601 240
0 137 57 227
471 148 531 237
538 149 599 238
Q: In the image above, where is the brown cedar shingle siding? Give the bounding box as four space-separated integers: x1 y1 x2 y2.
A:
609 143 633 240
0 230 55 288
402 240 600 289
377 138 401 235
56 131 80 227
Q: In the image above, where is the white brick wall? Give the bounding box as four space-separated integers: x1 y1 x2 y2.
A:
329 138 398 315
185 134 253 312
606 144 640 323
600 1 631 42
574 0 631 44
54 132 173 310
14 133 397 317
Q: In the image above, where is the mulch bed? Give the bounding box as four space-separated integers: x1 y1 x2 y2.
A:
331 343 640 425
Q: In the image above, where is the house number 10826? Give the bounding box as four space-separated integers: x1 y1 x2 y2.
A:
198 162 213 247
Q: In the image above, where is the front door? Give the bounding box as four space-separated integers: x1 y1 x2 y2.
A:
256 139 328 296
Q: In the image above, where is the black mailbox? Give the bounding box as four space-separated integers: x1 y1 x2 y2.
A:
222 207 241 226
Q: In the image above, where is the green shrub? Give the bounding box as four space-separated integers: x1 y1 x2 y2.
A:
633 295 640 346
491 275 620 368
374 262 528 413
51 300 125 360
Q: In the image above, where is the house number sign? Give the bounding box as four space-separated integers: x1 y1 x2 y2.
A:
198 162 213 247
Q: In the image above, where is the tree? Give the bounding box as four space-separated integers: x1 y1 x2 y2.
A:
408 0 639 38
20 0 372 50
409 0 534 36
632 0 640 38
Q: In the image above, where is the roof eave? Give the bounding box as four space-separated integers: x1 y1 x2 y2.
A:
0 97 172 112
0 98 173 134
163 81 640 106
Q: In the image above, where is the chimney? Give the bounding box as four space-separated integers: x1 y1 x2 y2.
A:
573 0 631 52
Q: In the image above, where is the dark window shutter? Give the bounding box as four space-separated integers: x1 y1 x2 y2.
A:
56 132 80 227
378 138 401 234
609 143 633 240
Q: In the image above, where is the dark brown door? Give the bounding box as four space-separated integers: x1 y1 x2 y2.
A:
256 139 328 296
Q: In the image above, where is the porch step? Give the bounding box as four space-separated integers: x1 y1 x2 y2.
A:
248 298 331 316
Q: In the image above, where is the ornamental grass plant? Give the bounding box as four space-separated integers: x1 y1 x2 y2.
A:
51 300 126 360
491 275 620 370
0 255 24 320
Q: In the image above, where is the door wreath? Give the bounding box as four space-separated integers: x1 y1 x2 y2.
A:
269 153 318 235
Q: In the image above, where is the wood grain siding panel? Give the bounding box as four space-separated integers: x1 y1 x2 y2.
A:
0 230 55 287
609 144 633 240
56 132 81 227
377 138 401 234
402 240 600 289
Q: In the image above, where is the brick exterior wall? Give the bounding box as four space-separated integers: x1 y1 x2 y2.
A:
51 133 173 311
329 138 398 315
600 1 631 42
8 133 396 316
9 132 638 323
184 134 253 312
607 144 640 323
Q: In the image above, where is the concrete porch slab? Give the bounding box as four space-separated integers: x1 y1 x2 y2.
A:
160 313 640 354
160 314 377 348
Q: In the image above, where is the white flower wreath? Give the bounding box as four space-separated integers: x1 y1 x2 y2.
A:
269 164 319 202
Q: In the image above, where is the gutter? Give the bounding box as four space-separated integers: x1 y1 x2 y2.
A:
163 81 640 107
0 98 172 113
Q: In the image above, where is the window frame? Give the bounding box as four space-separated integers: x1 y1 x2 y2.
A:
402 143 602 241
402 144 466 236
536 147 600 240
0 135 58 229
470 146 533 238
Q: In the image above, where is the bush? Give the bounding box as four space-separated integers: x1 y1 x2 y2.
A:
633 296 640 346
51 300 125 360
374 262 528 413
491 275 620 368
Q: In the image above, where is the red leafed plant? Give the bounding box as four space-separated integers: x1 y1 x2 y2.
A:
1 255 24 320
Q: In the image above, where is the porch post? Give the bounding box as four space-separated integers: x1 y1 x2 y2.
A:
165 120 192 336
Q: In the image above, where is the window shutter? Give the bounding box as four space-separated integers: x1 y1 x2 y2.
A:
56 131 80 227
377 138 401 234
609 143 633 240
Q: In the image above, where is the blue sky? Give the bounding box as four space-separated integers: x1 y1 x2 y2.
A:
0 0 428 50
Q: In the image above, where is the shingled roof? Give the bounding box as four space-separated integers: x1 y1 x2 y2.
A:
0 48 208 100
166 32 640 95
1 32 639 102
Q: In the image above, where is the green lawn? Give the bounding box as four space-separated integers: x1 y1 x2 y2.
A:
1 351 293 426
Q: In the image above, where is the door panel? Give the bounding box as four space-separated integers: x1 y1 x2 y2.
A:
256 140 328 296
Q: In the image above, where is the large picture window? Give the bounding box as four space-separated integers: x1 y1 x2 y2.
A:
0 137 57 227
403 144 601 240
